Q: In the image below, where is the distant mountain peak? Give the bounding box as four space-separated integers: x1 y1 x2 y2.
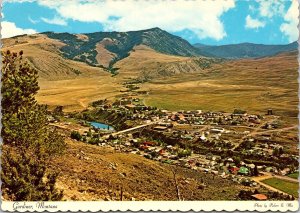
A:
145 27 162 31
194 42 298 59
43 28 203 67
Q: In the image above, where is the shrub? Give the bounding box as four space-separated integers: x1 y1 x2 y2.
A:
71 131 82 141
177 149 192 158
88 138 99 145
233 109 247 114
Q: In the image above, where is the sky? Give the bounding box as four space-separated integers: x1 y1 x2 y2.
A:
1 0 299 45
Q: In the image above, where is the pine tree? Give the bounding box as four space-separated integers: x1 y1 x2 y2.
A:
1 50 65 201
253 164 259 176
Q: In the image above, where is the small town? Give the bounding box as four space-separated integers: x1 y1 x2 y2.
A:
2 1 299 211
48 97 299 201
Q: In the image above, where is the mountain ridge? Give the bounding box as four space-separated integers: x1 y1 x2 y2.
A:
42 27 203 68
5 27 297 67
193 41 298 59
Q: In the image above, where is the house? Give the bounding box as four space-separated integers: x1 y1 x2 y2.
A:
47 115 56 122
157 122 173 127
159 149 165 155
210 127 225 133
143 141 156 146
200 134 207 141
279 168 290 176
229 167 239 174
154 126 168 131
238 167 249 175
166 145 173 150
265 167 274 172
125 104 136 110
226 158 234 163
249 118 261 124
251 194 267 200
196 110 202 114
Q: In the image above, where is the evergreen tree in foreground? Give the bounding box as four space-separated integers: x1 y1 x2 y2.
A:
1 50 66 201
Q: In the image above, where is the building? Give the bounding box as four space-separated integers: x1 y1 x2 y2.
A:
210 127 225 133
154 126 168 131
267 109 273 115
238 167 249 175
251 194 267 200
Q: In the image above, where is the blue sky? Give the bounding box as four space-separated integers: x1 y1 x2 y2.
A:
2 0 298 45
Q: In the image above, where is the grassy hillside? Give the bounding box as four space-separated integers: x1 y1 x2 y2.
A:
2 34 123 111
1 34 107 80
51 138 247 201
2 33 298 121
115 45 222 80
140 51 298 124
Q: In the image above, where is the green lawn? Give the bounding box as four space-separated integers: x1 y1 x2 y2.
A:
262 178 299 198
287 172 299 179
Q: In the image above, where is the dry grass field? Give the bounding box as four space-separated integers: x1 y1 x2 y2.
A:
140 51 298 125
2 34 298 122
2 34 124 111
37 77 123 111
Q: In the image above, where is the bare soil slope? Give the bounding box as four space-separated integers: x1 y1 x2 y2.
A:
51 138 247 201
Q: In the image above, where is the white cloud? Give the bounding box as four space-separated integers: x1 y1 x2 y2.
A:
41 16 67 26
257 0 285 18
35 0 235 41
245 15 265 29
28 16 39 24
1 21 37 38
280 0 299 42
249 5 255 12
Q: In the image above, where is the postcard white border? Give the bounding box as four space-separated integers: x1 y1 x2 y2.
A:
1 201 299 212
1 0 300 212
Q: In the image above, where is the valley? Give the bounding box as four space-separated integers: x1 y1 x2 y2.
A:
1 28 298 201
140 51 298 121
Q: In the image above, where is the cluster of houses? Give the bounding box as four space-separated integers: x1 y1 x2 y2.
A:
92 98 270 128
165 110 263 126
79 131 263 187
77 122 293 185
62 98 297 188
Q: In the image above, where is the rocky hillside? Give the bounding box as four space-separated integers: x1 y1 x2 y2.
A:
43 28 202 68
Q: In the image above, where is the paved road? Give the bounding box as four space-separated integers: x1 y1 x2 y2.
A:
111 121 160 136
